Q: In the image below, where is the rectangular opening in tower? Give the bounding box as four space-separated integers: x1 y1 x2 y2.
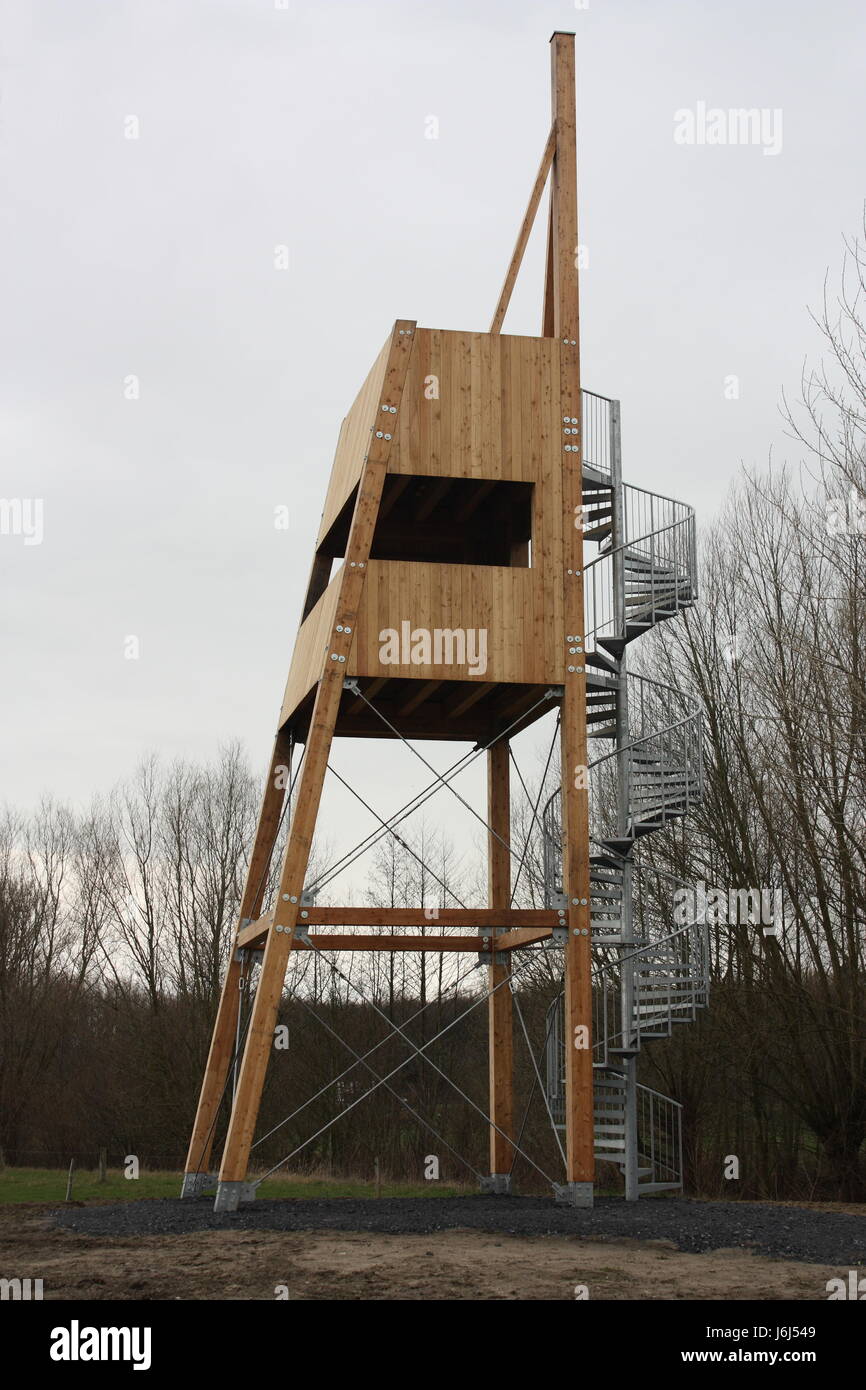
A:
318 476 534 571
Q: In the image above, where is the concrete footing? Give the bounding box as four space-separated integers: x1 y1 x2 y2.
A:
553 1181 594 1208
479 1173 512 1195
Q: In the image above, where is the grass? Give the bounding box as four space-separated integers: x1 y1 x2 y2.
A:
0 1166 470 1206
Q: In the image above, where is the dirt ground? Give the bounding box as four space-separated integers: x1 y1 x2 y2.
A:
0 1207 854 1300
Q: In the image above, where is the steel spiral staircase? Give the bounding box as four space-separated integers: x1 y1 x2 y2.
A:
542 393 709 1199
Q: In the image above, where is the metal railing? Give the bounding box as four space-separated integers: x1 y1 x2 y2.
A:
581 389 614 477
541 675 705 865
624 674 705 831
636 1083 682 1188
541 906 710 1058
544 977 615 1076
583 485 696 653
543 1055 683 1191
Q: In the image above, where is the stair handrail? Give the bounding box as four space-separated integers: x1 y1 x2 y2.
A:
621 480 698 512
636 1081 683 1110
583 513 694 575
540 919 712 988
540 694 704 829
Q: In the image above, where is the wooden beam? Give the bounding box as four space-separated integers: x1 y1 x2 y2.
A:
183 730 292 1178
237 905 560 948
415 477 451 522
309 907 556 927
490 124 556 334
397 679 443 717
492 685 544 722
488 740 514 1179
550 30 594 1194
495 926 553 949
541 186 555 337
446 682 496 719
235 929 553 954
455 480 495 524
297 934 494 952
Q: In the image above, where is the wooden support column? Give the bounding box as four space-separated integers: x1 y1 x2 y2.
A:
549 30 595 1205
486 739 514 1189
213 321 417 1208
182 728 292 1188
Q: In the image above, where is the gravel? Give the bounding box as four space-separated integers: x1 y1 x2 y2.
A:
51 1195 866 1265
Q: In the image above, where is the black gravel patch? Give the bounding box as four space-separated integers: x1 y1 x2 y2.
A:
50 1195 866 1265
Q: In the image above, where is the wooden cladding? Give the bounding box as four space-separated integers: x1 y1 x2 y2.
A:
279 558 564 725
317 328 563 547
316 333 392 547
389 328 561 484
283 326 569 728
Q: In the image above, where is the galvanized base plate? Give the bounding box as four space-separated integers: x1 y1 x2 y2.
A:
180 1171 218 1199
213 1180 257 1213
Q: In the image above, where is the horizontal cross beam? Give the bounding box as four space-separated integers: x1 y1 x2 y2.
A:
235 907 559 951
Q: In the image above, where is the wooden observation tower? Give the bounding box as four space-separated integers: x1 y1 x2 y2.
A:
182 31 707 1212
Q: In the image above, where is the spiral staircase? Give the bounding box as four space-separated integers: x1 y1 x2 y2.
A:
543 392 709 1199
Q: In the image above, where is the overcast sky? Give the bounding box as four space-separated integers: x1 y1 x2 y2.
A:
2 0 864 895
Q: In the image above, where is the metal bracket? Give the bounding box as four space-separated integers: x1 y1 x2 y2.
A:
545 686 565 700
180 1171 219 1199
343 678 361 694
301 889 317 906
213 1180 257 1213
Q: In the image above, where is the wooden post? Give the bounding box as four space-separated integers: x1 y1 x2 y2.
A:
181 729 292 1193
487 740 514 1190
549 30 595 1206
213 321 417 1210
65 1158 75 1203
98 1148 107 1184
